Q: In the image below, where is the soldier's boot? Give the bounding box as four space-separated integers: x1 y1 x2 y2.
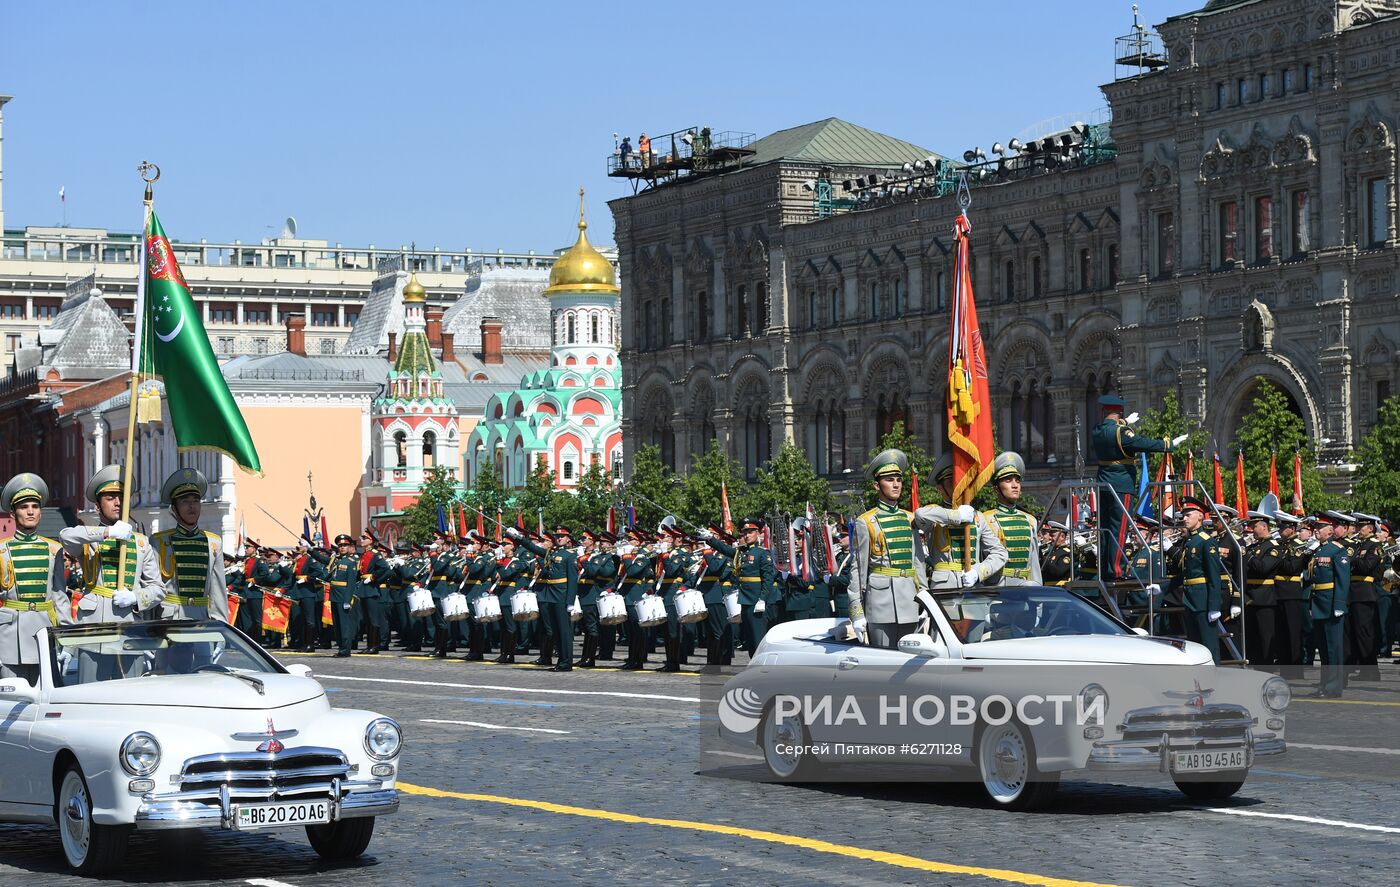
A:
495 630 516 664
465 623 485 661
432 625 450 659
578 635 596 668
656 634 681 672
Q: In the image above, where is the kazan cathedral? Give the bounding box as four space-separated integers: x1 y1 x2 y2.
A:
464 193 624 489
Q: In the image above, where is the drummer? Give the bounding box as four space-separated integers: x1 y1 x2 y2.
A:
594 532 622 662
491 535 528 664
578 530 616 667
695 528 736 670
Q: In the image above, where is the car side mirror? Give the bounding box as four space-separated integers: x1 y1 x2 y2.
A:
1132 627 1150 637
897 633 947 658
0 680 38 704
285 663 313 679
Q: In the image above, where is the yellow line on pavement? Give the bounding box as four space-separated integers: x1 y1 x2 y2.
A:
398 782 1126 887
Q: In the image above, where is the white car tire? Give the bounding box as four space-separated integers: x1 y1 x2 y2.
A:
760 705 816 781
1173 770 1247 802
306 816 376 860
975 720 1059 811
57 763 130 875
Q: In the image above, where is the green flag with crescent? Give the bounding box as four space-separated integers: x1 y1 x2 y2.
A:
138 210 262 474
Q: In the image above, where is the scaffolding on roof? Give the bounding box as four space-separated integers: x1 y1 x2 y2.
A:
607 127 756 193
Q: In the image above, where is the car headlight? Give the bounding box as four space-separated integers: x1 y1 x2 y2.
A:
1079 683 1109 721
1263 676 1291 713
120 732 161 776
364 718 402 760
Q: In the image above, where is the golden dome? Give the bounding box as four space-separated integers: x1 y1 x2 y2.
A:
543 188 620 296
402 272 426 303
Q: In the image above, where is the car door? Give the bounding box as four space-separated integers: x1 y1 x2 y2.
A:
0 671 41 812
826 635 952 759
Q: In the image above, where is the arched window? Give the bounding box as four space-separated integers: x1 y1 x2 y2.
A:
422 430 437 468
1004 260 1015 302
590 313 599 343
755 282 768 333
830 286 842 324
1079 248 1093 291
869 281 879 320
394 431 407 468
893 278 905 316
1032 255 1042 297
566 313 576 344
562 460 574 481
735 285 748 337
808 290 818 328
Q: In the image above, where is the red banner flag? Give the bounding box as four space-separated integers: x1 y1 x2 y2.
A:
226 594 240 627
261 591 292 634
606 506 617 535
720 482 733 535
1183 452 1195 485
1268 452 1280 499
517 509 524 530
1292 451 1305 515
1235 450 1248 518
909 468 921 511
476 509 485 537
821 520 838 574
1155 451 1174 516
946 212 995 506
1212 453 1224 505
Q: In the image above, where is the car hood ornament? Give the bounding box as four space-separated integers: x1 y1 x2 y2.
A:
232 718 299 752
1163 679 1214 709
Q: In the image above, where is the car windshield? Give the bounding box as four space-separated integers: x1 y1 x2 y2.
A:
936 587 1129 643
48 620 283 687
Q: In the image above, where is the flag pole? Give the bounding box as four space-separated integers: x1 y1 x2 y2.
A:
956 173 973 571
117 162 159 591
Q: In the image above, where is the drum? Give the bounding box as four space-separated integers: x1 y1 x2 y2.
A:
597 592 627 626
568 599 582 623
511 589 540 622
724 591 742 624
443 592 470 622
676 588 707 624
473 593 502 623
635 594 667 628
408 587 436 619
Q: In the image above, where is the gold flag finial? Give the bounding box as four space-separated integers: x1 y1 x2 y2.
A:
578 187 586 232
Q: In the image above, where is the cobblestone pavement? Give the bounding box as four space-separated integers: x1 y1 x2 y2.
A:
2 641 1397 886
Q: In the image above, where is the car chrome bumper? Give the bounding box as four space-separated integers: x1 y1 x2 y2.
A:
135 782 399 830
1086 731 1284 771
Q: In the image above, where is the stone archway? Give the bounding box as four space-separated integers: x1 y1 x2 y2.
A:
1208 353 1320 450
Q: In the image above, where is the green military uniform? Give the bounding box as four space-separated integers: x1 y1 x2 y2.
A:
711 523 776 656
578 540 617 666
986 504 1041 586
657 541 693 671
618 543 655 669
696 545 734 666
1041 542 1073 587
1168 503 1223 663
1309 515 1351 697
1090 395 1171 577
492 546 529 663
59 464 163 625
1242 517 1284 667
828 543 851 617
323 539 361 656
463 546 497 660
1345 515 1382 681
518 531 579 671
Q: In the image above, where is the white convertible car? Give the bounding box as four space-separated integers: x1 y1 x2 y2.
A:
719 586 1289 810
0 620 400 874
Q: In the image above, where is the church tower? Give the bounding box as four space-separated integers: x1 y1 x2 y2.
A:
369 272 460 511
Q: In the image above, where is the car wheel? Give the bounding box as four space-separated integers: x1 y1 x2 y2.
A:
975 721 1059 811
1174 770 1247 802
56 763 130 875
306 816 376 859
760 705 816 781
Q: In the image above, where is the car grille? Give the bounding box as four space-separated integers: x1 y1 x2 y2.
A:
1118 703 1254 743
168 746 351 802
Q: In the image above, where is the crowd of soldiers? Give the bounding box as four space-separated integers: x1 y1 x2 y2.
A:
0 397 1393 696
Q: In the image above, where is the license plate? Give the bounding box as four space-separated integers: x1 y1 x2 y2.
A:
1173 749 1246 773
235 800 331 830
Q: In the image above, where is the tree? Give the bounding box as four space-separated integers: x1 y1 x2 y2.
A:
546 461 616 530
742 442 836 519
624 444 680 529
513 458 558 532
1229 381 1331 513
1351 393 1400 520
1137 389 1208 476
464 461 510 534
678 440 749 529
400 466 460 543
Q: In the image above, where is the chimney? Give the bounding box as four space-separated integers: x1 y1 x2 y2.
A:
387 331 398 363
425 306 444 349
480 316 503 365
284 313 306 356
441 331 455 364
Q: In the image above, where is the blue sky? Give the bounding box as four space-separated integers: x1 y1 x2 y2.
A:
1 0 1198 251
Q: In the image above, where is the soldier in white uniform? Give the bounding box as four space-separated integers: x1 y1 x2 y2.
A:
151 468 229 622
58 465 163 624
848 449 928 648
918 453 1007 590
0 474 70 682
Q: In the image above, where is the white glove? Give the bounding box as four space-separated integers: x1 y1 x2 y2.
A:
1125 412 1140 425
955 505 976 524
342 602 353 610
1208 610 1221 623
112 587 137 608
505 527 522 539
754 599 766 614
56 649 72 672
850 616 867 635
1307 539 1321 551
960 569 978 588
1145 583 1162 597
698 528 714 540
107 520 133 541
822 573 832 583
1334 609 1344 618
1161 537 1174 552
1170 434 1190 448
1229 605 1241 619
